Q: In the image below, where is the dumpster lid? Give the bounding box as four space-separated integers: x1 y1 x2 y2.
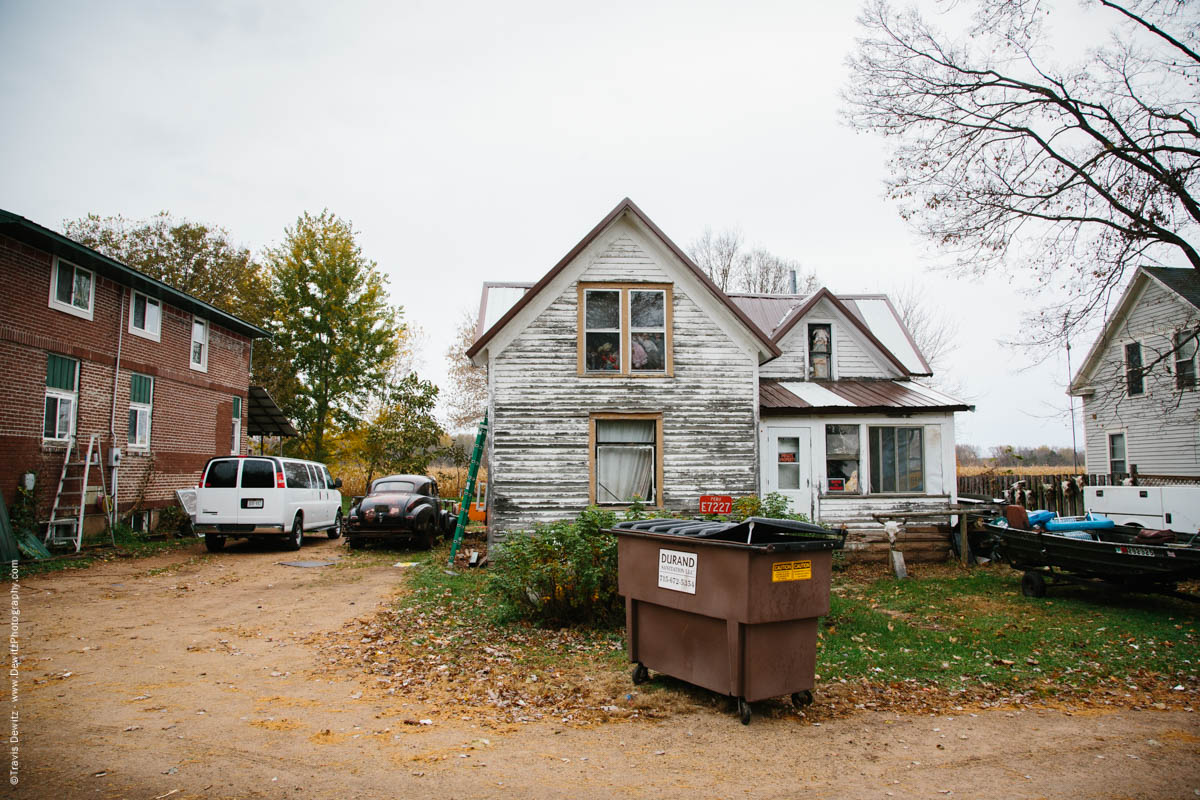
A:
611 517 845 551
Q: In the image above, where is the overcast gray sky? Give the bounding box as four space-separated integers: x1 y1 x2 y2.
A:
0 0 1089 451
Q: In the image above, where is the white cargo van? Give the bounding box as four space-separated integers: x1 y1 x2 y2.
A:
183 456 344 552
1085 485 1200 533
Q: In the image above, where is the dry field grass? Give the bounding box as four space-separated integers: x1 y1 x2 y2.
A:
958 464 1082 477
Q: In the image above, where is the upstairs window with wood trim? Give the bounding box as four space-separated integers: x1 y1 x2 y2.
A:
44 354 78 441
578 284 672 376
808 323 832 379
1175 330 1197 389
1125 341 1144 396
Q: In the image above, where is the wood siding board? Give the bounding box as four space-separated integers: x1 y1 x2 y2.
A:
1079 278 1200 475
488 240 758 537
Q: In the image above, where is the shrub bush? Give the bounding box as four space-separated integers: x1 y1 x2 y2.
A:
488 507 622 628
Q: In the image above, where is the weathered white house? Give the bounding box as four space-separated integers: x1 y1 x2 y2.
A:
466 199 972 548
1070 266 1200 477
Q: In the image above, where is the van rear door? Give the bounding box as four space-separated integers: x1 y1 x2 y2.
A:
238 458 282 530
198 458 241 524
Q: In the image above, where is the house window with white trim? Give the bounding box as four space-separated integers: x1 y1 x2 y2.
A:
231 395 242 455
1109 432 1127 475
808 324 832 379
1175 330 1197 389
190 318 208 371
591 415 662 505
1125 341 1144 396
44 354 78 441
48 258 94 319
869 426 923 493
128 373 153 450
825 424 860 492
129 291 162 341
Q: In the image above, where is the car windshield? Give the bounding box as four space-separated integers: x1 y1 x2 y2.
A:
373 480 417 494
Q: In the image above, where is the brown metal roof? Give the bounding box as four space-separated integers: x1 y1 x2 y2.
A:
247 386 299 437
728 294 804 337
760 379 973 415
465 198 781 361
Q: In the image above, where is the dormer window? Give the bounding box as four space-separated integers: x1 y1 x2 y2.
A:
808 323 831 379
578 283 672 376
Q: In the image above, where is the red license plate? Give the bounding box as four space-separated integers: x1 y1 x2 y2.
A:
699 495 733 514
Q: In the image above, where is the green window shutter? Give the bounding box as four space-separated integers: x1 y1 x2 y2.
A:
46 354 77 391
233 396 242 419
130 374 153 405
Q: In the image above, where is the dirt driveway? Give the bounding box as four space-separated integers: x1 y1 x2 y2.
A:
17 537 1200 799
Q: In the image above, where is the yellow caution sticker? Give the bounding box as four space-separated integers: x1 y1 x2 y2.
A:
772 559 812 582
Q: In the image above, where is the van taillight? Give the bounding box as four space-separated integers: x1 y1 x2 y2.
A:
276 471 286 488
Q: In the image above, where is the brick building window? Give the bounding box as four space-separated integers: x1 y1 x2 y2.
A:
128 373 153 450
44 354 78 441
129 291 162 341
190 318 208 372
49 257 94 320
231 396 242 455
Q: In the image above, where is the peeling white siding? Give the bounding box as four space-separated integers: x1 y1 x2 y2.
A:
759 297 894 380
1080 279 1200 476
488 233 758 539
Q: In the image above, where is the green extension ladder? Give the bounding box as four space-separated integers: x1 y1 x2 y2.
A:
448 411 488 565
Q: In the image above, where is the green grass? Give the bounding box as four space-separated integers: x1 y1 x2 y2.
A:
820 566 1199 697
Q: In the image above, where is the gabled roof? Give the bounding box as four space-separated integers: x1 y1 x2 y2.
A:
771 288 917 377
1071 266 1200 392
0 209 269 339
1144 266 1200 310
465 198 780 361
760 378 972 414
730 290 931 376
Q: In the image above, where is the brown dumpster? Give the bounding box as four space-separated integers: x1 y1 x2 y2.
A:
612 517 844 724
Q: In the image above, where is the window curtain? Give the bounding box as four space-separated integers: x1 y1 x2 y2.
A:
596 420 655 503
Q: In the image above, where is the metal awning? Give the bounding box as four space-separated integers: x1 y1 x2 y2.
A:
761 379 974 415
247 386 298 437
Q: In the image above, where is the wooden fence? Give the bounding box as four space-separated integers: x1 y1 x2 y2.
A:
957 471 1200 516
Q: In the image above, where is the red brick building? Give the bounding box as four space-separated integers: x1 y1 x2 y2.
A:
0 210 270 541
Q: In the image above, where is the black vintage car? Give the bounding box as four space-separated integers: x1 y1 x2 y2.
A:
346 474 457 549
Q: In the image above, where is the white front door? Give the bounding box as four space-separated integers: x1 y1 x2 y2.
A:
763 427 814 520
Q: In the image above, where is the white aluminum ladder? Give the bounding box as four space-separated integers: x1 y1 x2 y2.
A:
45 434 108 552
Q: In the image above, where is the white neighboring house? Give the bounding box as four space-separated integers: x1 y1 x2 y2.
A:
1070 266 1200 477
466 198 973 548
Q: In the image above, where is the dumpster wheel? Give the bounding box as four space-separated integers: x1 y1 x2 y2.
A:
737 698 752 725
792 690 814 708
631 663 650 685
